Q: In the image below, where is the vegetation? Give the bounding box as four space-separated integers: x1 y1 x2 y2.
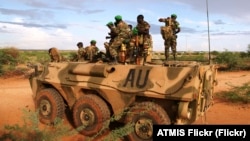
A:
0 108 134 141
0 109 78 141
215 82 250 104
0 46 250 140
1 47 250 76
0 48 76 76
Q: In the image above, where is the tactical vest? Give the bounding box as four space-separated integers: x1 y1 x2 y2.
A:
160 18 173 40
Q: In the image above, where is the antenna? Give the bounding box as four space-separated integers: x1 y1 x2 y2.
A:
206 0 211 64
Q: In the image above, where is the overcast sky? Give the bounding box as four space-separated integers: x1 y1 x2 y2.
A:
0 0 250 52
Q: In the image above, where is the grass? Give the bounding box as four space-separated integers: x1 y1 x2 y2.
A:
1 109 79 141
1 107 135 141
216 82 250 103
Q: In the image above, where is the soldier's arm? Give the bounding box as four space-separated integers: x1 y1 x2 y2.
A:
112 26 120 35
175 22 181 34
110 26 117 34
144 22 150 34
158 18 167 22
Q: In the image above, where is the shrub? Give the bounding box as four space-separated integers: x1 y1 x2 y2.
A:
1 109 78 141
214 51 241 70
0 48 19 65
216 82 250 103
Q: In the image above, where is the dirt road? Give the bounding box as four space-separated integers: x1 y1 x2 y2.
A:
0 71 250 140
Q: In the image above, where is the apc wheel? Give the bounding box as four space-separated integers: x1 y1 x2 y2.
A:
72 95 110 136
35 88 65 125
125 102 171 141
178 101 197 124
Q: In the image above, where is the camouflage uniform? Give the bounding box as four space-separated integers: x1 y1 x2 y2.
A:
49 47 61 62
136 15 151 50
136 15 152 64
159 14 180 60
85 40 99 62
106 22 117 45
108 16 131 63
77 42 86 62
105 22 117 60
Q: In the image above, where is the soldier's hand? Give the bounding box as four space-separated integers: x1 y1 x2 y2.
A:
159 18 164 22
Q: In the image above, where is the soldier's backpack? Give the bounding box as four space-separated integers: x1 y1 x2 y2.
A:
160 18 173 40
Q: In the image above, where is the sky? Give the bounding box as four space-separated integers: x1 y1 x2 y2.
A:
0 0 250 52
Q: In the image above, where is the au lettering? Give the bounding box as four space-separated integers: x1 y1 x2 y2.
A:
123 69 150 88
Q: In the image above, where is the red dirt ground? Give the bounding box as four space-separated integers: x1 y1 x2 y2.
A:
0 70 250 140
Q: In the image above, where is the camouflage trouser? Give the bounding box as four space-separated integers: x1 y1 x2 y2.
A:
164 35 177 60
141 35 151 55
104 42 111 60
109 37 124 57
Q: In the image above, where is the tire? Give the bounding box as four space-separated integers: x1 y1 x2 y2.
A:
178 101 197 124
72 94 110 136
35 88 65 125
125 102 171 141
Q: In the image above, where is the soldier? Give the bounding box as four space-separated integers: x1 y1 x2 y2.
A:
128 27 140 64
108 15 131 64
77 42 86 62
48 47 61 62
136 14 152 64
136 14 151 49
128 24 133 31
105 21 117 61
106 21 117 45
159 14 181 61
85 40 99 62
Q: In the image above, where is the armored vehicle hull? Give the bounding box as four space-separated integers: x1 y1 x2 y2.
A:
29 61 217 140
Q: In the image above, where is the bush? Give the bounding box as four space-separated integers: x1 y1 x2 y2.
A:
214 51 241 70
216 82 250 103
0 47 19 65
1 109 78 141
0 47 21 76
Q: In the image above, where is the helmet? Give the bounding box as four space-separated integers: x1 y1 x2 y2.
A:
171 14 177 18
106 21 113 26
90 40 96 44
115 15 122 21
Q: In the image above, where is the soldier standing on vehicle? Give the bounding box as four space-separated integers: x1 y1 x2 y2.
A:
48 47 61 62
128 27 140 64
85 40 99 62
106 21 117 45
104 21 117 61
77 42 86 62
108 15 131 64
159 14 180 61
136 14 151 50
136 14 152 64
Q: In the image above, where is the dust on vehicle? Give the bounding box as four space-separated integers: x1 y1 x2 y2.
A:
29 59 217 141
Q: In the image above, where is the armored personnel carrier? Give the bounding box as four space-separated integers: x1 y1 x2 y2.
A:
29 60 217 140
